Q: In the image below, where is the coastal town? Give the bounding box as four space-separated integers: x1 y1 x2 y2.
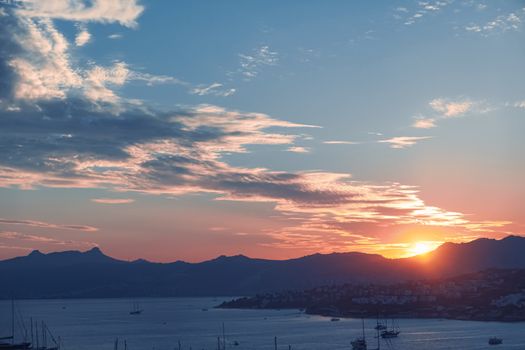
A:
219 269 525 322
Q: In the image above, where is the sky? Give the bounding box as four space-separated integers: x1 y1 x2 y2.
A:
0 0 524 262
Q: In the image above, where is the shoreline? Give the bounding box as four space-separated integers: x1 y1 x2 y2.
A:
217 304 525 323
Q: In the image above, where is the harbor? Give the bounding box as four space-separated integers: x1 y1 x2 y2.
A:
1 298 522 350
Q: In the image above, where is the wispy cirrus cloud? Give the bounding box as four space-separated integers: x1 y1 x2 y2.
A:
191 83 236 97
395 1 452 26
237 45 279 81
0 219 98 232
465 8 525 35
91 198 135 204
412 97 489 129
378 136 432 149
286 146 310 153
108 33 123 40
323 140 358 145
0 231 96 250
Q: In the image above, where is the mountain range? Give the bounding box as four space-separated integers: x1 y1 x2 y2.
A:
1 235 524 299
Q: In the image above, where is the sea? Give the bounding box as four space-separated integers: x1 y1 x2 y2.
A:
1 297 524 350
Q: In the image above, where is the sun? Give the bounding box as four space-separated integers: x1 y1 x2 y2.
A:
408 241 440 256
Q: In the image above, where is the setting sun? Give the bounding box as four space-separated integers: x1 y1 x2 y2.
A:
408 241 442 256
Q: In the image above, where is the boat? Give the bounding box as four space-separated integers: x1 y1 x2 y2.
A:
0 300 31 350
380 330 400 339
351 319 367 350
488 337 503 345
1 299 61 350
129 301 143 315
31 320 61 350
380 319 400 339
330 318 340 322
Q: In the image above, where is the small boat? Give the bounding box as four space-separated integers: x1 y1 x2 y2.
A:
351 319 367 350
380 319 400 339
129 301 143 315
330 318 340 322
488 337 503 345
380 330 399 339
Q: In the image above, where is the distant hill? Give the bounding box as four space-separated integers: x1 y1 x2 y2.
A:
0 235 524 299
404 235 525 277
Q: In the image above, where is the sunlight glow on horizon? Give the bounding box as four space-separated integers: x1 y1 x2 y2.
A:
406 241 444 257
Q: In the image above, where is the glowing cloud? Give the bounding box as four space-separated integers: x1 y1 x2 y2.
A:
379 136 432 149
412 118 436 129
75 26 91 46
0 218 98 232
429 98 473 117
91 198 135 204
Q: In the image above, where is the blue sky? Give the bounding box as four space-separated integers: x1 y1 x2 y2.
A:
0 0 524 262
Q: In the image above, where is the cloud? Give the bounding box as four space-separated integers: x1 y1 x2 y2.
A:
429 98 473 117
84 61 130 103
323 140 358 145
0 1 514 255
286 146 310 153
412 118 436 129
237 45 278 80
191 83 236 97
15 0 144 28
379 136 432 149
465 9 525 35
1 3 181 107
514 100 525 109
108 33 123 40
91 198 135 204
75 25 91 46
0 231 96 249
0 219 98 232
411 97 490 129
8 16 82 100
397 1 452 26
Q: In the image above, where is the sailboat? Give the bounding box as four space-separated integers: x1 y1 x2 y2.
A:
380 319 400 339
0 300 31 350
1 300 61 350
129 301 143 315
31 320 60 350
351 319 367 350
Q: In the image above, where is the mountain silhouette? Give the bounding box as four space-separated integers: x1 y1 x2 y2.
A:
1 236 524 299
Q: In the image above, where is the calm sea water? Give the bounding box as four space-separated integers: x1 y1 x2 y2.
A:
1 298 524 350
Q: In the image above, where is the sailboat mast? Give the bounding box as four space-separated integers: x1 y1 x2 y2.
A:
11 298 14 344
35 321 39 349
222 322 226 350
377 325 380 350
